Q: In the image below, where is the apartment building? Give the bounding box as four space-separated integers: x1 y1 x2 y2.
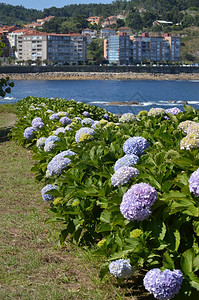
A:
81 28 97 43
70 34 87 64
17 32 87 64
100 27 115 39
17 32 47 61
106 33 130 65
163 34 181 61
105 33 180 64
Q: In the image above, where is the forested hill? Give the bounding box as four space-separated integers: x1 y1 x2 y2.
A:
0 0 199 25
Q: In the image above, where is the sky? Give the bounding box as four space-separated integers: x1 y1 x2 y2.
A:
0 0 114 10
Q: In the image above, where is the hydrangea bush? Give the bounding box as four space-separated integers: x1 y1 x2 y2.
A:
12 98 199 299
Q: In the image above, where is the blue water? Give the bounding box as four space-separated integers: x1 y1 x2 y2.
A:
1 79 199 114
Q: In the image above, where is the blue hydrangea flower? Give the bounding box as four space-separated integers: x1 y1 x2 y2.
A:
189 168 199 196
111 166 139 187
123 136 149 156
143 268 183 300
47 109 54 114
82 111 90 117
36 137 47 148
120 183 157 221
65 125 72 132
45 135 60 145
24 127 35 139
81 118 94 126
103 113 109 120
44 141 57 152
50 113 59 120
114 154 139 172
41 184 57 201
165 107 182 115
92 121 100 129
59 116 71 125
74 117 82 121
59 150 76 157
109 259 135 278
119 113 138 123
75 127 95 143
53 127 66 135
32 117 44 129
47 151 72 177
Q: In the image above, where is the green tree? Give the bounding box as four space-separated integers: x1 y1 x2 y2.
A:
142 11 157 28
125 12 143 30
87 38 104 62
0 42 14 97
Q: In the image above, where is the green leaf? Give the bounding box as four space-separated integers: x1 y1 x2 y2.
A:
100 210 111 223
184 105 195 113
193 220 199 236
163 251 175 270
188 272 199 291
181 249 194 274
96 223 111 233
173 229 181 252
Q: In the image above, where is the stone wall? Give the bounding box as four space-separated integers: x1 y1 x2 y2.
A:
1 65 199 74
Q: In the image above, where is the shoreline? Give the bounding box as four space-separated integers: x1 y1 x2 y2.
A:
2 72 199 81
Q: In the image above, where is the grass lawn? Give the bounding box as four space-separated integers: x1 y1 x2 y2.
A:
0 109 149 300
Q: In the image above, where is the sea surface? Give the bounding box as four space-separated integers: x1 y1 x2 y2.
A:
1 79 199 114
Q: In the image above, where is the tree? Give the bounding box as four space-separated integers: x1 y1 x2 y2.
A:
87 38 104 62
125 12 143 30
0 42 14 97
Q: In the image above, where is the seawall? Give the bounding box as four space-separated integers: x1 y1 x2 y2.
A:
1 65 199 80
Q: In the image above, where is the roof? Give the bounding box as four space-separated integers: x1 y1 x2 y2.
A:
118 27 132 30
154 20 173 24
102 27 115 31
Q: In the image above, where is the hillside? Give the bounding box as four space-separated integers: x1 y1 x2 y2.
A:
0 0 199 25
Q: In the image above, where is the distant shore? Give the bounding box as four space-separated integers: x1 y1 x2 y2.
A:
2 72 199 81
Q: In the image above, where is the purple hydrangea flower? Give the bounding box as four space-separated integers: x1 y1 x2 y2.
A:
123 136 149 156
165 107 182 115
143 268 183 300
111 166 139 187
50 113 59 120
189 168 199 196
114 154 139 172
75 127 95 143
47 151 72 177
82 111 90 117
59 116 71 126
81 118 94 126
24 127 35 139
45 135 60 145
41 184 57 201
103 113 109 120
32 117 44 129
120 183 157 221
109 259 135 278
